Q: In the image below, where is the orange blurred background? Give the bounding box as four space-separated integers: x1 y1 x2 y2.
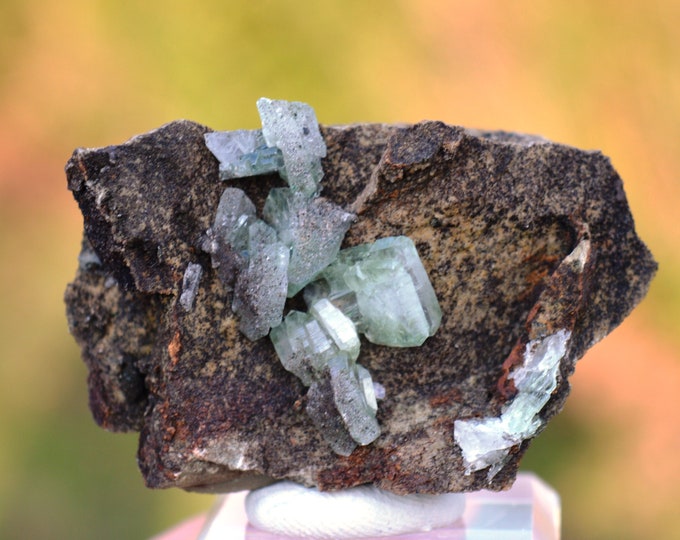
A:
0 1 678 538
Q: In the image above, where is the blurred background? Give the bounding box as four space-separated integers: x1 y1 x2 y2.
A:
0 1 678 538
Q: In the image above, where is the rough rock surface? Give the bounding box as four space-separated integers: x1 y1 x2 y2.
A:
64 120 656 494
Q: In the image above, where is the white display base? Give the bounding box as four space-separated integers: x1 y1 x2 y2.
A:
198 472 560 540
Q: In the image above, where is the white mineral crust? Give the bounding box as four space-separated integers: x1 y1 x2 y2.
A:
454 329 571 479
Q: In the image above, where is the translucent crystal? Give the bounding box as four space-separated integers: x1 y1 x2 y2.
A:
454 330 571 478
236 144 284 179
263 188 354 296
329 355 380 446
270 300 360 386
305 236 441 347
346 256 430 347
356 364 378 414
179 262 203 311
232 221 289 340
212 187 257 254
369 236 442 335
306 371 358 456
270 310 336 386
204 130 283 179
256 98 327 196
309 299 360 361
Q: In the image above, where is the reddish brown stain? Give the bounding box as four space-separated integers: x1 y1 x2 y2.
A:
168 330 182 367
429 387 463 407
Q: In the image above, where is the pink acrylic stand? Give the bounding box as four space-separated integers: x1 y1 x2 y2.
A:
198 472 560 540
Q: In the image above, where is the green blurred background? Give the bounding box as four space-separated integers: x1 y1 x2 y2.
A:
1 1 678 538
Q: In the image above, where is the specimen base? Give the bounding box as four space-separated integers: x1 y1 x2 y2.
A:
197 472 560 540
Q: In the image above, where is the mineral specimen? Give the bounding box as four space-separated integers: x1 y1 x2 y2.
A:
65 116 656 495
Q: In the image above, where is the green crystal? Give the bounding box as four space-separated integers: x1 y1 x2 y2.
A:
270 310 336 386
270 300 360 386
232 221 289 340
204 129 283 179
371 236 442 334
346 253 430 347
306 369 358 456
201 100 443 456
212 187 257 254
454 330 570 477
263 188 354 297
328 355 380 446
256 97 327 196
304 236 441 347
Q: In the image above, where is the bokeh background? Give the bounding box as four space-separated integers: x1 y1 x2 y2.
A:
1 1 678 538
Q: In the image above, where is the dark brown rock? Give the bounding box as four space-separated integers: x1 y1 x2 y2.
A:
64 120 656 494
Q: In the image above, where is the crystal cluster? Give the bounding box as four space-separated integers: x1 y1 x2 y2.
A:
453 329 571 479
270 236 441 453
203 98 441 454
271 298 377 455
203 99 353 340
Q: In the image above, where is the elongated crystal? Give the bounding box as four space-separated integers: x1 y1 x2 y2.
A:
367 236 442 335
306 370 357 456
179 262 203 311
329 355 380 446
356 364 378 414
232 221 289 340
309 299 360 361
204 130 283 180
256 98 327 196
263 188 354 296
270 300 360 385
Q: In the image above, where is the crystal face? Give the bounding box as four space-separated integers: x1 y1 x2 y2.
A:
213 187 257 254
454 330 571 478
309 299 360 362
204 129 283 180
270 310 336 386
263 188 355 296
232 221 290 341
329 355 381 445
270 301 361 385
305 236 441 347
306 370 358 456
256 97 327 196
